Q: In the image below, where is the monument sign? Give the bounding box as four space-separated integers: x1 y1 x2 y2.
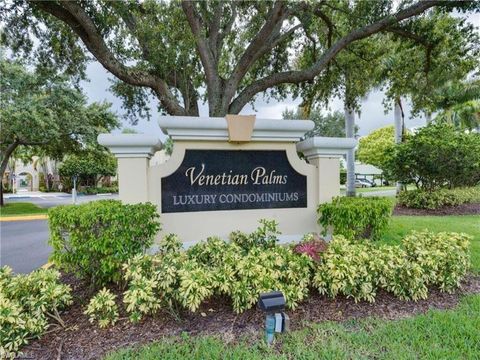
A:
98 115 356 244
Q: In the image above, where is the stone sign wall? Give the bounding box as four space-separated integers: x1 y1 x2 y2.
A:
98 116 356 244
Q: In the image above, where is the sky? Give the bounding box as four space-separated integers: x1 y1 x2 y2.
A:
80 12 479 140
81 61 427 140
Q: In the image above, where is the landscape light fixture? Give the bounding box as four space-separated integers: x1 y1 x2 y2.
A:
258 291 290 345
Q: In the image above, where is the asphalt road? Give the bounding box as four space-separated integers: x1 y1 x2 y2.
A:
1 194 119 273
1 219 50 274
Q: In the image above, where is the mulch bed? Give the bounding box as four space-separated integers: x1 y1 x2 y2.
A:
393 202 480 216
21 273 480 360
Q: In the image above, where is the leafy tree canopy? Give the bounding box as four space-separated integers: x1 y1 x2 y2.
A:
379 11 479 115
283 107 358 138
432 79 480 130
1 1 476 119
0 59 118 203
357 125 395 171
59 150 117 182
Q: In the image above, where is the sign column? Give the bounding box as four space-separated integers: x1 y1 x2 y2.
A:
297 137 357 204
97 134 162 204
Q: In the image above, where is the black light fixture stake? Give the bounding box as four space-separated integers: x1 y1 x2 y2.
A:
258 291 288 345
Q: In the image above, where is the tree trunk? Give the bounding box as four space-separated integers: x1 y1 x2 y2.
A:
425 112 432 124
345 105 356 197
0 141 20 206
394 97 404 194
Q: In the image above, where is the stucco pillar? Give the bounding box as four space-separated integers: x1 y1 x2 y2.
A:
297 136 357 204
97 134 162 204
307 156 341 204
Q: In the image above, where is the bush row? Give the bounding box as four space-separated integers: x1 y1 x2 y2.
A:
314 231 470 302
84 223 470 328
318 196 394 240
0 267 72 358
398 186 480 209
80 186 119 195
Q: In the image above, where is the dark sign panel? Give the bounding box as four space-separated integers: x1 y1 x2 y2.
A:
161 150 307 213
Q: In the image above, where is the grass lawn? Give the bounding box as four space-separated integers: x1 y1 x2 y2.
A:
356 186 396 193
106 215 480 360
0 202 48 217
107 295 480 360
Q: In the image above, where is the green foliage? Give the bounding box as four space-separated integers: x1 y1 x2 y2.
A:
313 231 471 303
283 108 358 138
105 295 480 360
191 240 313 313
385 123 480 190
92 220 472 329
229 219 280 251
433 79 480 130
398 187 480 209
81 186 119 195
318 197 394 240
84 288 119 328
381 12 479 116
122 236 185 322
59 150 117 189
0 59 118 204
0 266 72 358
357 126 395 170
123 255 163 323
403 232 470 292
4 1 475 119
119 220 312 320
48 200 160 287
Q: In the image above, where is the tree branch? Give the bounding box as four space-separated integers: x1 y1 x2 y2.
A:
30 0 187 116
225 1 287 103
181 1 220 93
385 27 430 46
229 0 444 113
208 1 223 60
217 3 237 52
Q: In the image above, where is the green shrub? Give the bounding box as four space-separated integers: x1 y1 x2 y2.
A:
403 231 470 292
48 200 160 287
0 267 72 358
398 187 480 209
374 245 428 301
84 288 119 328
122 236 185 322
318 197 393 240
384 122 480 190
229 219 280 251
81 186 119 195
312 231 471 303
86 221 471 329
120 221 313 320
313 237 379 302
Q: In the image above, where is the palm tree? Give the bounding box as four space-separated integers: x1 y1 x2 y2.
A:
433 79 480 131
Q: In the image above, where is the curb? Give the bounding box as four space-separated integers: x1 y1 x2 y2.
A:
0 214 48 222
41 262 53 270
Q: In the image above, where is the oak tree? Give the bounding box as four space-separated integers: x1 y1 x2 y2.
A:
1 0 471 120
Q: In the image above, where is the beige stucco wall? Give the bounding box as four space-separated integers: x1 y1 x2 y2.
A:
117 157 150 203
113 143 342 244
145 141 323 243
309 156 340 204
